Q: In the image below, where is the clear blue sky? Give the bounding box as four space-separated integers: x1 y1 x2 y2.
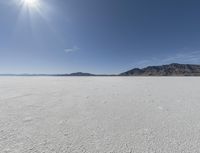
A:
0 0 200 74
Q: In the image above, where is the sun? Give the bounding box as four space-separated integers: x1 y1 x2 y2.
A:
23 0 40 8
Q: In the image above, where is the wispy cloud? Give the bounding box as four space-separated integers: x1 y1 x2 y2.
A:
132 50 200 68
64 46 80 53
163 50 200 64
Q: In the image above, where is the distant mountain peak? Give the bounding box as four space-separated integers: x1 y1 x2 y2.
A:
120 63 200 76
69 72 95 76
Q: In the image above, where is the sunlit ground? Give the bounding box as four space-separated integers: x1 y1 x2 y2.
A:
0 77 200 152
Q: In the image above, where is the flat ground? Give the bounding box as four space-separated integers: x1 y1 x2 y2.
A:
0 77 200 153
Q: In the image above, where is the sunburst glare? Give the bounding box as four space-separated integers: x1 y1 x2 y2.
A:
22 0 40 9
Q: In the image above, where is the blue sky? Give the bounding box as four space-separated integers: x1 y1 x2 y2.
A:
0 0 200 74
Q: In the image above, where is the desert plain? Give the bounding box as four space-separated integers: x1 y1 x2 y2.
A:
0 77 200 153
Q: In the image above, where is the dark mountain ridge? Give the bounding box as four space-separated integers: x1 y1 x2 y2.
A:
120 63 200 76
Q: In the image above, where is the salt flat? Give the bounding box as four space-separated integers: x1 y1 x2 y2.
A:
0 77 200 153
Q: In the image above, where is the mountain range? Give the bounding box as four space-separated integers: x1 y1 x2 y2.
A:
1 63 200 76
120 63 200 76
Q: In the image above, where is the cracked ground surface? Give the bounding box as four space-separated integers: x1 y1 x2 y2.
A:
0 77 200 153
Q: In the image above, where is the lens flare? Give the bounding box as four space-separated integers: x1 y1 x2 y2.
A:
23 0 40 9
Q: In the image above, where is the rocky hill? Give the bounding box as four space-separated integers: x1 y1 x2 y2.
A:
120 63 200 76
